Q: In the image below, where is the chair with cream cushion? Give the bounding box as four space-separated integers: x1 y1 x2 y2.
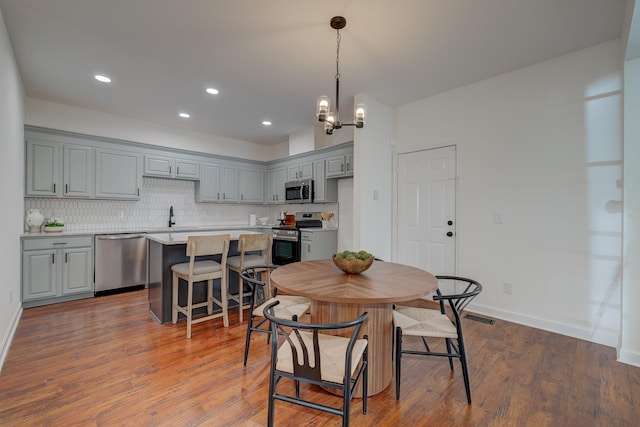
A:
226 233 272 322
240 264 311 365
263 300 368 427
171 234 230 338
393 275 482 404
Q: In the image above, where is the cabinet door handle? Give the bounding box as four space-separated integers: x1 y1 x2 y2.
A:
223 193 226 200
51 253 55 264
65 183 68 194
169 166 172 174
137 188 140 196
53 183 56 193
65 253 68 263
241 194 244 201
341 164 344 172
217 192 220 200
177 166 179 175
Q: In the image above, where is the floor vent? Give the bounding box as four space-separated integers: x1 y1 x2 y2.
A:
464 314 495 325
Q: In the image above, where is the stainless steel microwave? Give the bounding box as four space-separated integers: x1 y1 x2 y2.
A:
285 179 314 203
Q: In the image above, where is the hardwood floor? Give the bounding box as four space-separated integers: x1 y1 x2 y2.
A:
1 290 639 426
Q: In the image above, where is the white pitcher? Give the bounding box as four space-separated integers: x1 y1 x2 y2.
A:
26 208 45 233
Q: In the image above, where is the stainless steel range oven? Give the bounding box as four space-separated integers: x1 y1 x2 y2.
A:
272 212 322 265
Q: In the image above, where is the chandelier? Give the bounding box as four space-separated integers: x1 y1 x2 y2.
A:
316 16 367 135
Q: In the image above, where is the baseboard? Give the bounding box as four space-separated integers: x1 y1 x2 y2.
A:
0 304 22 373
618 347 640 368
469 302 619 348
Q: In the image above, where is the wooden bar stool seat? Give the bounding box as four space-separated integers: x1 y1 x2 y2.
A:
226 233 272 322
171 234 230 338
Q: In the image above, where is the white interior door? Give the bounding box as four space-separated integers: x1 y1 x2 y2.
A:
396 146 456 274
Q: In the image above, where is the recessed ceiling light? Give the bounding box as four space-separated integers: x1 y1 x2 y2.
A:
262 121 272 126
94 74 111 83
179 112 190 118
206 87 219 95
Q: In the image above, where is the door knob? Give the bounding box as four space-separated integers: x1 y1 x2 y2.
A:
447 220 453 226
446 231 453 237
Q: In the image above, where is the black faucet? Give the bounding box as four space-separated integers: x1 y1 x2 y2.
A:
169 206 176 227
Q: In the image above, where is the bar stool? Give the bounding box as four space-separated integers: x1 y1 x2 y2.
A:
226 233 272 322
171 234 230 338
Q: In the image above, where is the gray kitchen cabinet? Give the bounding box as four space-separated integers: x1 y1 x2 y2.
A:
220 165 239 202
26 138 93 198
240 167 264 203
195 162 239 202
22 235 94 307
143 154 200 180
300 229 337 261
326 154 353 178
95 148 141 199
313 160 337 203
266 166 287 203
287 161 313 181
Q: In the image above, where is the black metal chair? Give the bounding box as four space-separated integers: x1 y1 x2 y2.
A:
263 300 369 427
393 275 482 404
240 264 311 366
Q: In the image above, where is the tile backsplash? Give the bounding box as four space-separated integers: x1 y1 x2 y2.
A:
24 177 338 232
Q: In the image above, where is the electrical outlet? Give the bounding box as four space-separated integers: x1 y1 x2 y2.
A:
503 282 513 294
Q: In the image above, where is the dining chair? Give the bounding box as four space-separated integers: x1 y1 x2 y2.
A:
263 300 369 427
226 233 273 322
393 275 483 404
239 264 311 366
171 234 230 338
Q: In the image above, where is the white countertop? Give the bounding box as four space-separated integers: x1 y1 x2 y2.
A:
21 224 274 239
146 229 262 245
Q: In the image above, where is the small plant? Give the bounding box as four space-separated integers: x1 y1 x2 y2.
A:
46 219 65 227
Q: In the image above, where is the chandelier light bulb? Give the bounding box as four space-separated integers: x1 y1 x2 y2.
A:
316 96 331 121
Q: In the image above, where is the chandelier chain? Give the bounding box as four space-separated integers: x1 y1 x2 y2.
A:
335 29 341 81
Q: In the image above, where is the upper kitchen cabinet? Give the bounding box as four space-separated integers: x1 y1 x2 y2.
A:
239 166 264 203
287 161 313 181
196 162 239 202
266 166 287 203
143 154 200 180
313 160 337 203
95 148 142 200
26 138 94 198
325 153 354 178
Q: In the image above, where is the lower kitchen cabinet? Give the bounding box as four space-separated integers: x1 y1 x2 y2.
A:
300 229 338 261
22 235 94 307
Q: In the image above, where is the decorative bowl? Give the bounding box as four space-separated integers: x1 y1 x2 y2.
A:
44 225 65 233
332 253 374 274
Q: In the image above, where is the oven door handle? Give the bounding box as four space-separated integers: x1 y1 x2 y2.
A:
273 236 298 242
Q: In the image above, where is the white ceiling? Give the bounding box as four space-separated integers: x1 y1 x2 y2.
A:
0 0 626 146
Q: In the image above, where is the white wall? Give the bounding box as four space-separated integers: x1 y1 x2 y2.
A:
354 94 393 261
621 56 640 366
0 8 25 369
394 40 623 347
25 98 289 162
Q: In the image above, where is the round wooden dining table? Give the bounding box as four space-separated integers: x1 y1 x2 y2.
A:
270 258 438 396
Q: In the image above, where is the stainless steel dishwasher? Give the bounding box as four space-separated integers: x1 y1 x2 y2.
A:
95 234 147 295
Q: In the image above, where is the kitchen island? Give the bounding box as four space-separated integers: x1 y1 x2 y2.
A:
146 230 262 324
